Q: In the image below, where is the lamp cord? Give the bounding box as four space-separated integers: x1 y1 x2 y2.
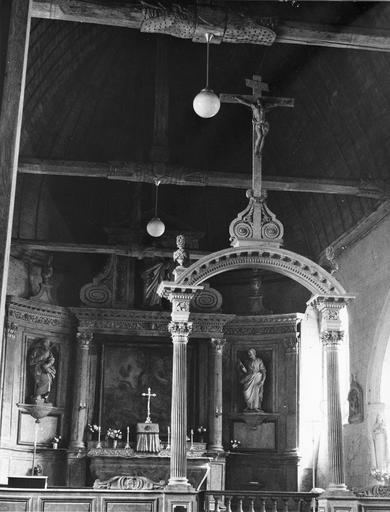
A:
205 33 213 89
154 181 160 218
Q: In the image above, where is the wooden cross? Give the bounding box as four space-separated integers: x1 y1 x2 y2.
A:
220 75 294 198
142 387 156 424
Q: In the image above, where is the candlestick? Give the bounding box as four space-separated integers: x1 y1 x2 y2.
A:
96 426 102 449
125 426 130 449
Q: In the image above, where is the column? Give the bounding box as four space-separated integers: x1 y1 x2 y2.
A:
167 319 192 490
209 337 226 452
69 329 93 449
284 332 299 454
310 295 353 494
0 0 31 364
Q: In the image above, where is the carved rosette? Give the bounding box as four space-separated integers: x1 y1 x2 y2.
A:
168 321 192 342
229 191 284 248
320 330 344 348
211 337 226 354
76 330 94 349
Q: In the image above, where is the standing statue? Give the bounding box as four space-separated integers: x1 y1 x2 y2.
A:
239 348 266 412
28 338 56 403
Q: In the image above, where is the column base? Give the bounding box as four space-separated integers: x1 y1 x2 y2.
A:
165 478 194 492
321 483 355 497
208 444 225 452
68 441 86 450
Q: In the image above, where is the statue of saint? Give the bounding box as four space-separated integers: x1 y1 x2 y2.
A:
239 348 266 412
28 338 56 403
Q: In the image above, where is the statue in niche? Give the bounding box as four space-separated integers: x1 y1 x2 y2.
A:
239 348 266 412
28 338 56 403
348 375 363 424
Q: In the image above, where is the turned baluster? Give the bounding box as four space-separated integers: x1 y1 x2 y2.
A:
225 497 232 512
282 498 289 512
259 499 266 512
248 497 255 512
272 499 278 512
238 497 244 512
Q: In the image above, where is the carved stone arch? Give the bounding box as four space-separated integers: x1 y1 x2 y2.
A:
176 245 346 296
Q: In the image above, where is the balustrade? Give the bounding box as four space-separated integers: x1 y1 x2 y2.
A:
202 491 319 512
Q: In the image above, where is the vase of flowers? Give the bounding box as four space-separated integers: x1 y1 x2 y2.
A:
51 435 61 450
230 439 241 451
197 426 207 443
107 428 122 449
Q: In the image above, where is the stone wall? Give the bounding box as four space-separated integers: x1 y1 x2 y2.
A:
335 212 390 488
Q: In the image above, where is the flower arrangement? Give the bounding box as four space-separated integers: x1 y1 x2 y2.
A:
230 439 241 450
106 428 122 440
87 424 100 435
52 435 61 444
371 468 390 484
197 426 207 434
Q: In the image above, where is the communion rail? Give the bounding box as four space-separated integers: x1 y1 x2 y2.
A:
201 491 319 512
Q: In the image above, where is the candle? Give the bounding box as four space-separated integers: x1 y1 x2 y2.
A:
97 426 102 448
190 429 194 446
167 426 171 449
125 426 130 449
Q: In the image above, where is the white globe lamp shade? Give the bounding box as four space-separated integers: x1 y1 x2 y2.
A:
146 217 165 237
193 88 221 118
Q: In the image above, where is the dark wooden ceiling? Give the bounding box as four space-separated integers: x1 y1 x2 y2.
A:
14 2 390 263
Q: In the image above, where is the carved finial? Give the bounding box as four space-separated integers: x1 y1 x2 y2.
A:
173 234 187 267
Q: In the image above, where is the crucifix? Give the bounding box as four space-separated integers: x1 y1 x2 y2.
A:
220 75 294 198
142 387 156 424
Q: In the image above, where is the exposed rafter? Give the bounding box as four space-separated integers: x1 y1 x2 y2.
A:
11 239 207 260
31 0 390 53
18 158 390 199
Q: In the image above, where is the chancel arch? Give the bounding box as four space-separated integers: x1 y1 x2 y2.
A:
175 245 346 297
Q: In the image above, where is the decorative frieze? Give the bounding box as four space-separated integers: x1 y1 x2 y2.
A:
8 297 73 331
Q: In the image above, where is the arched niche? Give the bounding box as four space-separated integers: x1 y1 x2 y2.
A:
176 245 346 296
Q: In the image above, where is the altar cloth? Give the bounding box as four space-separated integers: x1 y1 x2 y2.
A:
136 422 160 453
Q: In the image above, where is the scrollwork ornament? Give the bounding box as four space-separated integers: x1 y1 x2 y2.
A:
168 321 192 340
76 330 94 349
322 308 340 321
320 330 344 347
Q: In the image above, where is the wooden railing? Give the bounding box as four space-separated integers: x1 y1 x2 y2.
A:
201 491 320 512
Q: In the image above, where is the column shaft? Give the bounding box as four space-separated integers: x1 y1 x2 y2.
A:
167 321 192 490
69 331 92 449
325 338 345 486
209 338 225 452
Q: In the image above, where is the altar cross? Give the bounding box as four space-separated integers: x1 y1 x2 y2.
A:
220 75 294 198
142 387 156 424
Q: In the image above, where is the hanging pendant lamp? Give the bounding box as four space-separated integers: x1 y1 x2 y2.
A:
146 180 165 237
193 33 220 118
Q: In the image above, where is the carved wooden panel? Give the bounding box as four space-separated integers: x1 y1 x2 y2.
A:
42 502 92 512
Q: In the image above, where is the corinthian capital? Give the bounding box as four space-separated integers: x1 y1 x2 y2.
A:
168 321 192 341
211 337 226 354
76 330 93 349
320 330 344 348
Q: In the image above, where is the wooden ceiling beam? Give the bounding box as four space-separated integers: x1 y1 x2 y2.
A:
11 239 207 260
18 158 390 199
31 0 390 53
